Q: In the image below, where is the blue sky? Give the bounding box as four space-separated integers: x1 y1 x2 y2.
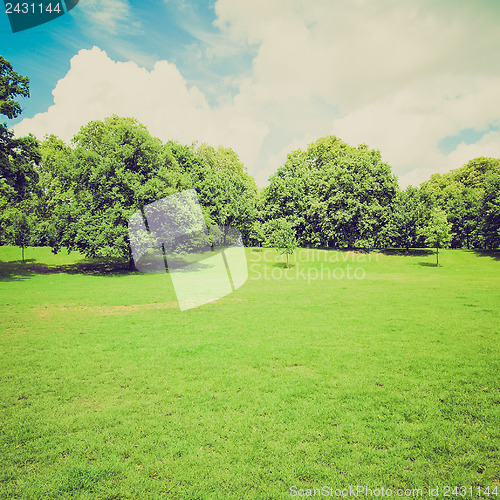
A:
2 0 500 187
2 1 248 117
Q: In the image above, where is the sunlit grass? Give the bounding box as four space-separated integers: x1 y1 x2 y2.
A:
1 246 499 499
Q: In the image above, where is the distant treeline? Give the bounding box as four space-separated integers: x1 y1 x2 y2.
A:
1 114 499 265
1 54 499 262
260 137 500 251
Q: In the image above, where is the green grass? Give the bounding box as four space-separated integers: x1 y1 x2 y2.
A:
0 245 499 499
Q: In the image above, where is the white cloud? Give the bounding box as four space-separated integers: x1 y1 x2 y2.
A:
77 0 139 36
214 0 500 185
331 76 500 186
14 47 268 173
14 1 500 187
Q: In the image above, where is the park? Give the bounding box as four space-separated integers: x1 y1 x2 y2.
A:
1 54 499 499
1 244 499 498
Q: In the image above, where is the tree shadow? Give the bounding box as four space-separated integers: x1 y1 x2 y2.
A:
0 259 39 282
470 249 500 261
0 257 137 282
381 248 434 256
0 252 221 282
271 262 295 269
418 262 439 267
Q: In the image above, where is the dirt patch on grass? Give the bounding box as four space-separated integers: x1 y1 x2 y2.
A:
72 302 180 313
73 397 102 411
34 297 247 316
33 302 177 317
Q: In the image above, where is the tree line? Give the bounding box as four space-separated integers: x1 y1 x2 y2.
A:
1 56 499 266
258 138 500 252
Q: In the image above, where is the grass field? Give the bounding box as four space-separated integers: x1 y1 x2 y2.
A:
0 245 499 499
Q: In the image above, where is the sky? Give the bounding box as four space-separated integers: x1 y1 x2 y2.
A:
1 0 500 188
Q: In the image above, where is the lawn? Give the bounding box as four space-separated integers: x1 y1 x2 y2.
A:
0 246 499 499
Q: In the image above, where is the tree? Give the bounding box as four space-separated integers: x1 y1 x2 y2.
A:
307 139 398 249
0 125 40 203
261 136 398 249
263 218 297 267
187 143 258 244
482 173 500 249
260 149 311 246
0 58 39 204
248 220 266 247
30 135 74 247
6 207 33 261
0 56 30 119
420 156 500 249
0 57 41 250
444 185 481 249
50 116 187 267
388 186 428 252
419 207 452 266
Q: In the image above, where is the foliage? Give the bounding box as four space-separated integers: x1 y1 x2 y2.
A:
0 125 40 203
47 116 185 262
419 207 452 266
261 136 398 249
260 149 311 245
386 186 429 251
0 61 498 259
3 206 34 261
0 56 41 249
248 219 266 246
34 121 258 263
482 173 500 249
420 157 500 249
263 218 297 266
190 143 258 244
0 55 30 119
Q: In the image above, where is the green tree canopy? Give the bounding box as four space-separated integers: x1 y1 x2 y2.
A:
0 56 40 249
0 56 30 119
260 149 311 245
420 156 500 249
0 125 40 203
2 202 34 261
48 116 187 263
192 143 258 243
419 207 452 266
261 136 398 249
387 186 429 252
482 173 500 249
40 117 258 265
263 218 297 267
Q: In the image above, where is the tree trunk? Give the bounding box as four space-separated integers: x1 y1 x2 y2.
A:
22 246 25 263
129 257 135 271
286 253 289 268
436 246 439 267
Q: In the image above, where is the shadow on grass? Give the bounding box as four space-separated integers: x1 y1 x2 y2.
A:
271 262 295 269
0 257 137 282
0 254 218 282
0 259 39 282
418 262 439 267
470 249 500 261
381 248 434 256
